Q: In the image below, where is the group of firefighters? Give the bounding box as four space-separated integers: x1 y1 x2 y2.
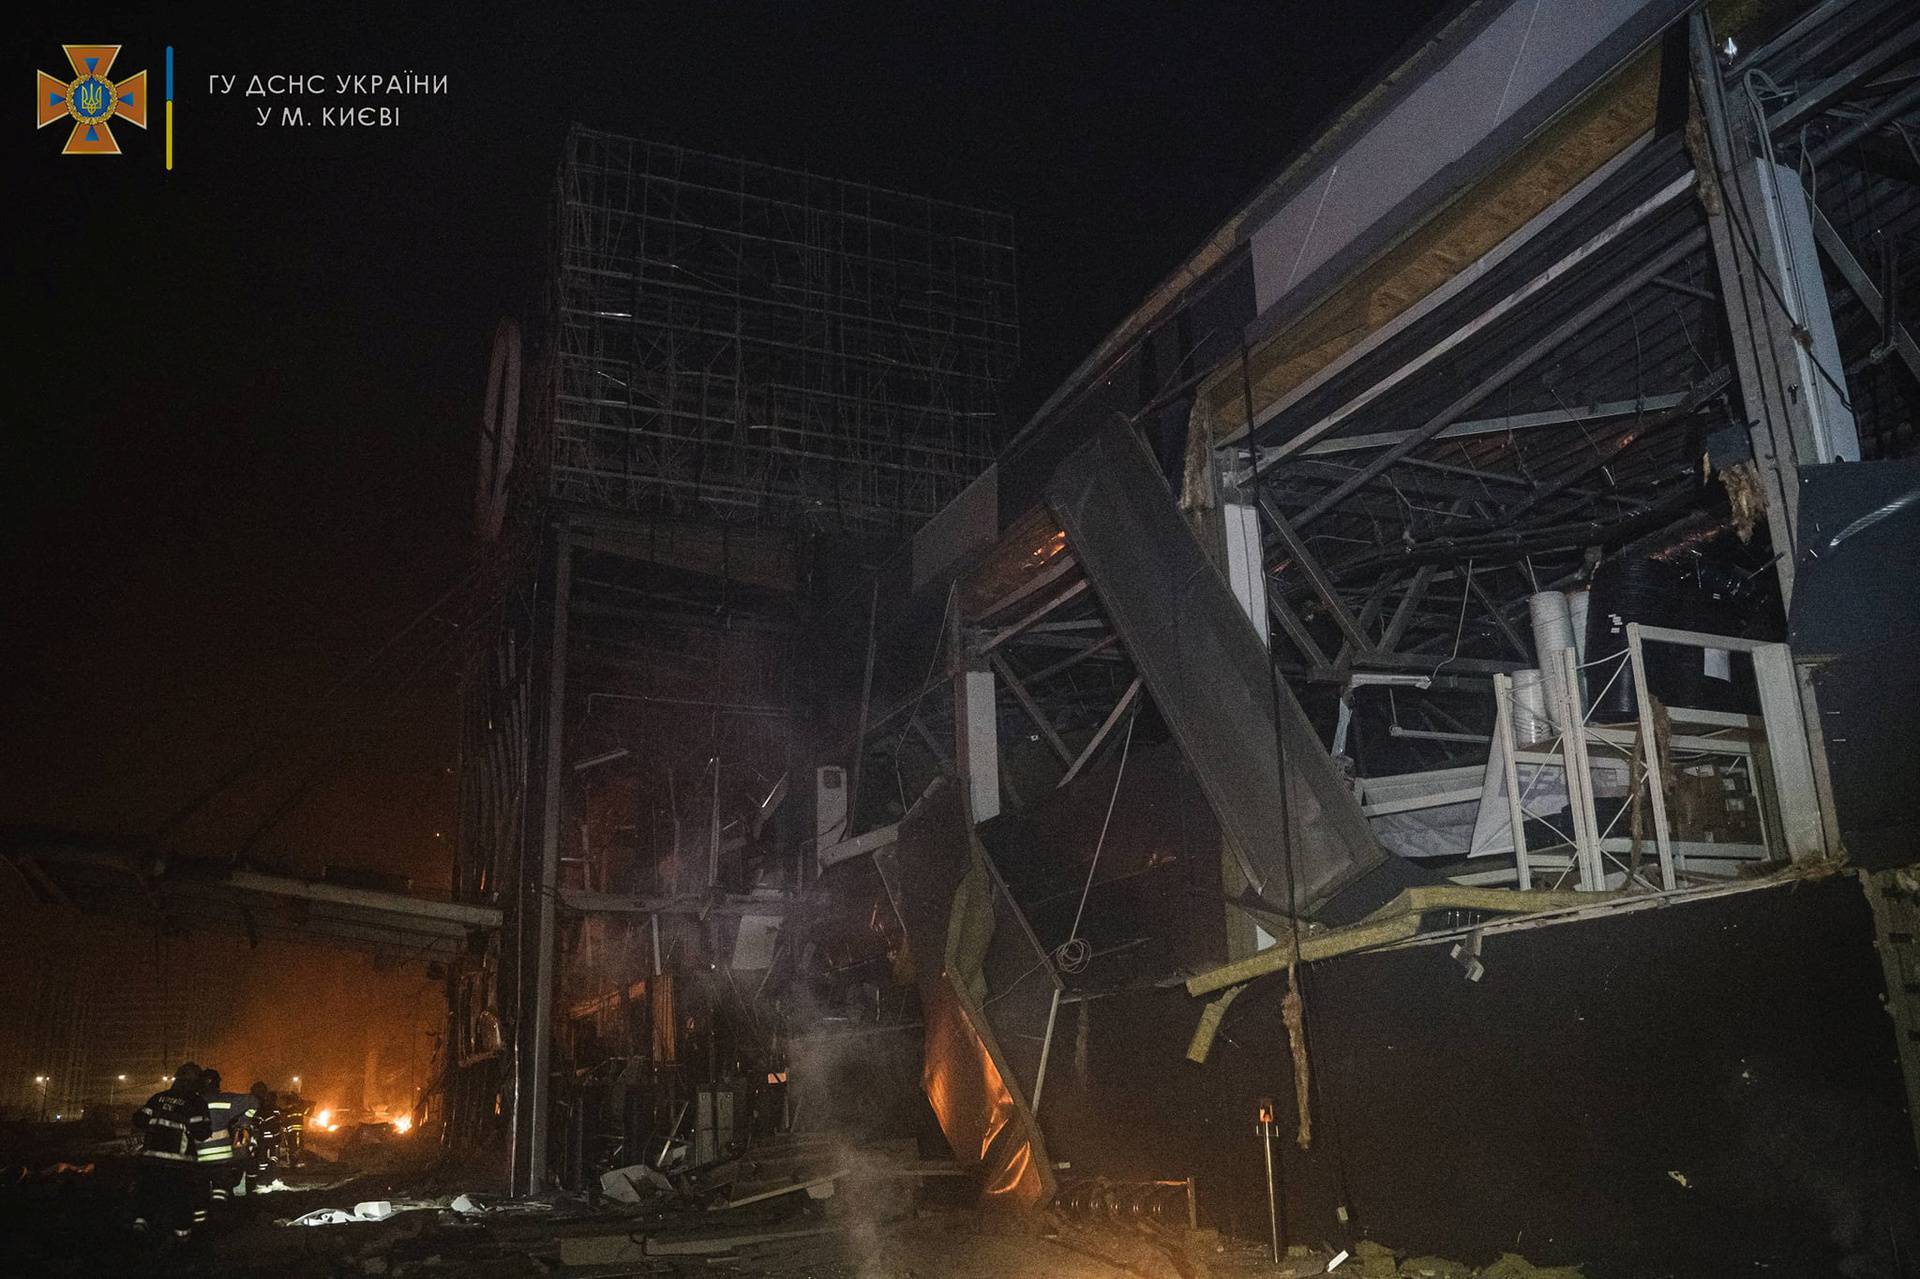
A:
129 1062 308 1241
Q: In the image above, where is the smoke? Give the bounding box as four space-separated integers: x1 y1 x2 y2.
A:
193 939 443 1116
780 984 927 1279
824 1139 923 1279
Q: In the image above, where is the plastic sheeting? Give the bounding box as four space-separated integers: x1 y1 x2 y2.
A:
874 784 1056 1208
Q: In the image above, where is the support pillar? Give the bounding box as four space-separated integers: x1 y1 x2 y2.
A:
1690 14 1860 605
512 528 571 1195
1222 500 1271 647
1220 491 1271 957
952 607 1000 824
1690 14 1843 863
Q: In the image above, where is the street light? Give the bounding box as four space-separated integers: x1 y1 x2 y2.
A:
33 1075 49 1122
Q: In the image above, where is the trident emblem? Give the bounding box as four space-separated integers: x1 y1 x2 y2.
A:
36 45 148 155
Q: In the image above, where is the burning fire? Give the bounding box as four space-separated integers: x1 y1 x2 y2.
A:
391 1115 412 1135
313 1108 336 1132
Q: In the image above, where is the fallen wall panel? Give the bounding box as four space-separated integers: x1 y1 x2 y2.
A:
1046 423 1425 920
874 784 1057 1207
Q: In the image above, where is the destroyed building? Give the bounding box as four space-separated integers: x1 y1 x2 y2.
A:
9 0 1920 1272
435 0 1920 1266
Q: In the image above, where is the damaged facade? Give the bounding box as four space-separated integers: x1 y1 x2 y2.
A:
437 0 1920 1268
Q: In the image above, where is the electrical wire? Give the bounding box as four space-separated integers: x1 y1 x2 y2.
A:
1055 708 1138 975
235 594 477 854
1432 558 1476 676
156 563 490 839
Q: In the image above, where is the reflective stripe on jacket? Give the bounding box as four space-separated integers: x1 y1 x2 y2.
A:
133 1087 212 1163
198 1093 255 1163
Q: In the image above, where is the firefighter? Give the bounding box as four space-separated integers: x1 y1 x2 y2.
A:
242 1081 284 1189
130 1062 212 1241
280 1090 308 1166
196 1067 255 1206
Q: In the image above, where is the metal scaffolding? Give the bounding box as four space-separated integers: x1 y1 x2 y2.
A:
4 938 220 1117
551 126 1019 532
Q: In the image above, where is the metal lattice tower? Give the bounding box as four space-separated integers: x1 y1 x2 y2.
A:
550 126 1018 533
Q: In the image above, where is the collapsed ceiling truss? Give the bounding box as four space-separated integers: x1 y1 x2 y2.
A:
847 0 1920 827
1210 1 1920 686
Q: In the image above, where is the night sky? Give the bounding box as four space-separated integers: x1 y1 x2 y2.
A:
4 1 1444 1073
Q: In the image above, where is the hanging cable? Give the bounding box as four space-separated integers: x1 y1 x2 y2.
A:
1241 344 1363 1242
1055 707 1138 975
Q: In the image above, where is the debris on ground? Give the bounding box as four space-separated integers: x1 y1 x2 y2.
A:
1286 1239 1580 1279
0 1124 1591 1278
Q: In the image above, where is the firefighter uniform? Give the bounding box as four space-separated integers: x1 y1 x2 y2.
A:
197 1069 256 1204
280 1092 308 1165
131 1064 212 1240
242 1083 284 1186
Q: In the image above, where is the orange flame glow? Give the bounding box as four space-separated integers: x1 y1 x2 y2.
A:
392 1115 413 1135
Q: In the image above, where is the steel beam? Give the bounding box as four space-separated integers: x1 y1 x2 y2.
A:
562 891 801 915
972 554 1080 623
978 579 1090 654
1737 0 1901 83
1357 649 1526 676
1807 78 1920 167
224 871 503 929
1333 573 1402 670
1266 588 1333 670
909 716 950 765
1380 565 1437 654
1286 394 1692 459
1056 678 1142 790
1290 227 1710 529
1691 13 1856 603
514 531 571 1197
1762 14 1920 136
1023 633 1122 683
1466 572 1535 661
1498 368 1731 524
1249 172 1698 469
1257 495 1370 650
989 653 1075 767
1226 140 1661 449
1810 205 1920 385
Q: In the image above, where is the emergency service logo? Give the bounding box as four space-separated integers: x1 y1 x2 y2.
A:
36 45 148 154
